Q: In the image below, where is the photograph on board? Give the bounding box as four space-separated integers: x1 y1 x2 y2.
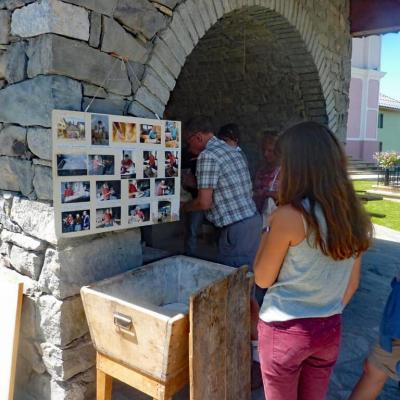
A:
140 123 161 144
156 201 172 223
165 120 179 148
128 204 150 225
155 178 175 196
91 114 109 145
61 209 90 233
61 181 90 204
165 151 179 177
57 154 87 176
143 151 158 178
96 207 121 228
121 150 136 179
56 115 86 141
88 154 115 176
112 121 137 144
96 180 121 202
128 179 150 199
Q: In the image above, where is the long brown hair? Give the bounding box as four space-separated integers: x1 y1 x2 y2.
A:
277 121 372 260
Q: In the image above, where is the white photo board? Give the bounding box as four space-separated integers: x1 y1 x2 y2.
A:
52 110 181 238
0 279 23 400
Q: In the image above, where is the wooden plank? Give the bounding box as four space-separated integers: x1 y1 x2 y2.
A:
189 267 250 400
96 368 112 400
0 279 24 400
97 352 186 400
226 269 252 400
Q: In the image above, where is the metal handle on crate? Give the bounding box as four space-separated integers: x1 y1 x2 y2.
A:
113 312 132 331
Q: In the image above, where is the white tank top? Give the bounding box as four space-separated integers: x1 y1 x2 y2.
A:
259 199 355 322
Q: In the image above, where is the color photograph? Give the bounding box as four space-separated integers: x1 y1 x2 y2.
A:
96 207 121 228
128 204 150 224
165 151 179 177
61 210 90 233
128 179 150 198
88 154 115 176
143 151 158 178
61 181 90 204
112 121 137 144
96 180 121 202
155 178 175 196
57 154 87 176
91 114 109 145
56 115 86 141
156 201 172 223
121 150 136 179
140 123 161 144
165 120 179 148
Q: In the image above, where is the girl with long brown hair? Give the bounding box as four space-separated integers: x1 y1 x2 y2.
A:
254 121 373 400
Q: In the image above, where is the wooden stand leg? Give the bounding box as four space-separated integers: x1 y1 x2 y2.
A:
97 368 112 400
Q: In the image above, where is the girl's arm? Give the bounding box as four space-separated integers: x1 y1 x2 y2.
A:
342 255 362 307
254 206 304 288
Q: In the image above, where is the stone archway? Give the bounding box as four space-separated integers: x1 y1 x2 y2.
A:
164 6 327 171
134 0 350 140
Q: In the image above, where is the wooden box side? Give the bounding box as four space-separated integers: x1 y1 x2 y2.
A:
163 314 190 380
189 266 251 400
81 287 177 382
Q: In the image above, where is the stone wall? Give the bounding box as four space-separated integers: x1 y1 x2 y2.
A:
0 0 351 398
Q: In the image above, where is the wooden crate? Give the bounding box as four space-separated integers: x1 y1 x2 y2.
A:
81 255 251 400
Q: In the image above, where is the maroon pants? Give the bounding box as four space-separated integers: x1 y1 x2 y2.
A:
258 314 341 400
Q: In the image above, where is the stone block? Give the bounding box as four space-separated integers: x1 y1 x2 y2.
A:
83 97 127 115
0 156 33 196
33 164 53 201
38 228 142 299
128 100 157 119
101 17 148 63
18 336 46 374
134 86 165 117
0 10 10 44
152 0 179 8
142 68 171 105
126 61 145 93
5 40 27 83
114 0 166 40
170 12 195 55
185 0 206 38
0 229 46 251
10 197 57 244
160 27 186 67
38 294 89 346
61 0 118 16
11 0 89 41
27 34 131 96
41 336 95 380
177 5 199 45
27 127 52 160
10 244 44 280
0 75 82 127
153 37 181 77
147 54 176 91
2 0 35 10
88 11 101 48
83 83 107 99
0 124 27 156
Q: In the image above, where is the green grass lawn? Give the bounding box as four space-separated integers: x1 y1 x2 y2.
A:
353 180 400 231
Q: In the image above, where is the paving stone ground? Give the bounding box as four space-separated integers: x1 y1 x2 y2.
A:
115 225 400 400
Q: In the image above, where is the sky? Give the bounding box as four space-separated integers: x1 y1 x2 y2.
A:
380 33 400 100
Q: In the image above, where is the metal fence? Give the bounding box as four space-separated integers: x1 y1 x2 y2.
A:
377 167 400 188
